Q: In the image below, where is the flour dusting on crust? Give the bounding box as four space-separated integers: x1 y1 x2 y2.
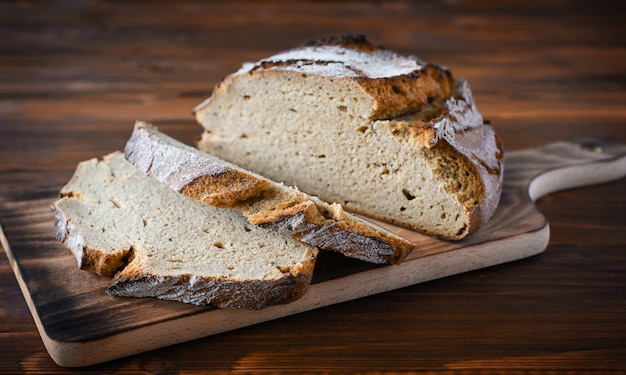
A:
236 44 425 79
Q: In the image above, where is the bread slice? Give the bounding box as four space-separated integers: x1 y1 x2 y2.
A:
194 35 504 239
125 121 414 264
51 152 318 309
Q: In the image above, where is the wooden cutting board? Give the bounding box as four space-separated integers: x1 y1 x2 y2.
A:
2 138 625 368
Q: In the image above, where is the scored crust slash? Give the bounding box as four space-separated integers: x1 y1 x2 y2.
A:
52 35 502 310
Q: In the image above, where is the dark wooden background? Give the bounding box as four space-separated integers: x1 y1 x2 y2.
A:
1 0 625 373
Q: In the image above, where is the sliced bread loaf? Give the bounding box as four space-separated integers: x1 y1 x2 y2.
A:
51 152 317 309
125 121 414 264
194 35 504 239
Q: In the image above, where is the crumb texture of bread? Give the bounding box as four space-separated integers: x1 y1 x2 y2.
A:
125 121 414 264
51 152 317 309
194 35 504 239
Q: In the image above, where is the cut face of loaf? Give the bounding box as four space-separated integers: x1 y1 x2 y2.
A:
194 35 504 239
51 152 317 309
125 121 414 264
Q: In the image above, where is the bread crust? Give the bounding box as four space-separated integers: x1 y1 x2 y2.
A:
180 170 270 207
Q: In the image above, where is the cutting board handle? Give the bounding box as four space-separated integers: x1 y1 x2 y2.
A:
504 138 626 202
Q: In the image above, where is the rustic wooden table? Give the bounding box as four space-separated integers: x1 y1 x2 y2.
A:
1 0 625 373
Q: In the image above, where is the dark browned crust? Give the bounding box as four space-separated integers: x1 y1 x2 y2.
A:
181 170 271 207
241 187 414 264
106 252 317 310
358 64 455 120
427 140 487 239
259 211 412 264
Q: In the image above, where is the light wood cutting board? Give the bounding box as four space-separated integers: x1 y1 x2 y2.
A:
1 138 625 367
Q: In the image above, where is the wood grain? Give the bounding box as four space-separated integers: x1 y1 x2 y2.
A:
1 0 625 372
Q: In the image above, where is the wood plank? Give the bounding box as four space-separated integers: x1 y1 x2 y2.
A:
1 138 625 367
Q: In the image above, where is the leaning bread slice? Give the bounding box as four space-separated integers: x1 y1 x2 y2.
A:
51 152 317 309
125 121 414 264
194 35 504 239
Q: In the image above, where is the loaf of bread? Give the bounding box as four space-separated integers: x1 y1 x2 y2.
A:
194 35 504 239
125 121 414 264
51 152 317 309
